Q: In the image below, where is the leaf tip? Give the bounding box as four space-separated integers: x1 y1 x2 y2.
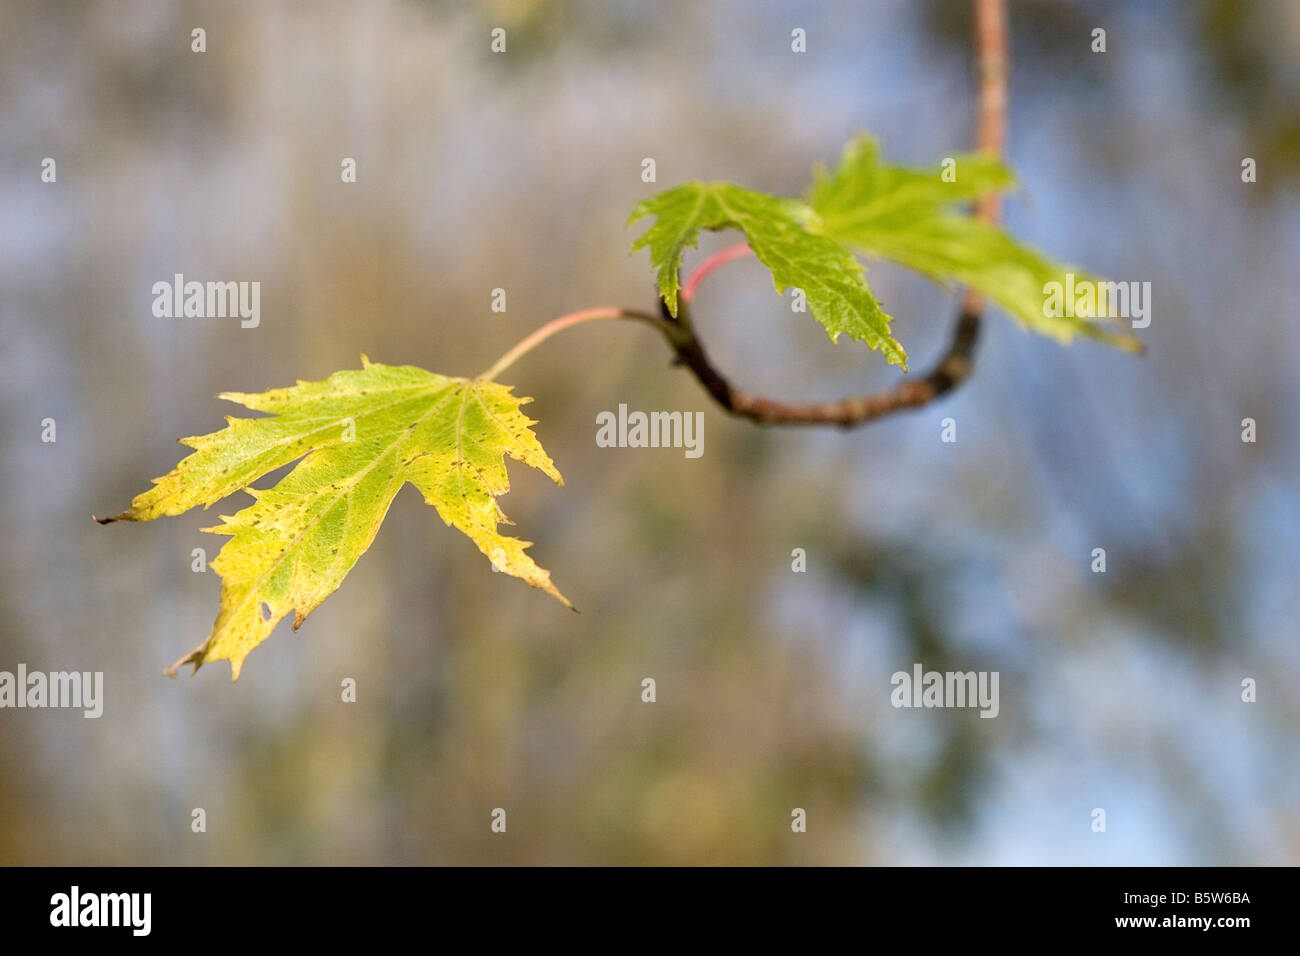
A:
1117 334 1147 355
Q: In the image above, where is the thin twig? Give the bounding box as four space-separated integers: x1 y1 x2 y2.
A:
479 306 680 381
681 242 754 304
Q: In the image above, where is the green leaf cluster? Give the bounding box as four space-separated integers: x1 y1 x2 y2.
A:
629 134 1140 367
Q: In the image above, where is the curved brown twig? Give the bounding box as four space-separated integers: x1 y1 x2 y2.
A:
658 297 982 427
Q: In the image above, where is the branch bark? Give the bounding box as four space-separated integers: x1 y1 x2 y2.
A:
661 298 984 427
655 0 1007 428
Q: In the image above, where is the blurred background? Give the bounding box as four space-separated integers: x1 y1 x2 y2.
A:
1 0 1298 865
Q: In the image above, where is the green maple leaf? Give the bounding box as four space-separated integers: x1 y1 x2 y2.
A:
805 135 1141 350
628 182 909 370
628 135 1140 365
100 356 569 679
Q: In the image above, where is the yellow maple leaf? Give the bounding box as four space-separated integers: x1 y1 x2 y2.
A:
100 356 569 679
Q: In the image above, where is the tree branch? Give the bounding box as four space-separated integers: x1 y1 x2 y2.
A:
658 297 982 427
655 0 1007 428
479 0 1008 427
